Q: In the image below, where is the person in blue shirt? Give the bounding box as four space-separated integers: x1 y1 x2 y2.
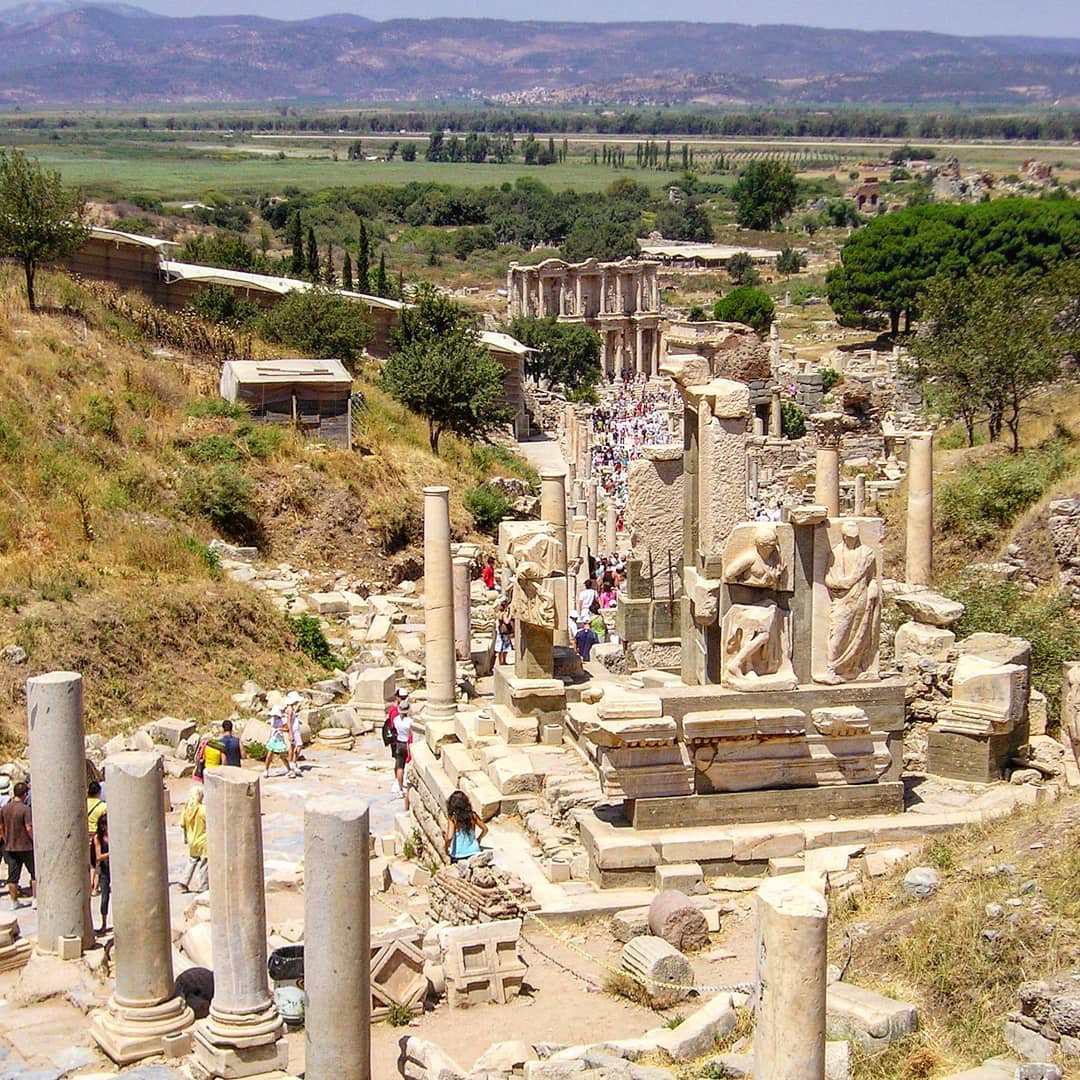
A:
444 790 488 864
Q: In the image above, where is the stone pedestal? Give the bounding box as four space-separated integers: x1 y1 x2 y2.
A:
423 486 457 725
906 434 933 586
516 622 554 681
754 874 827 1079
451 557 471 662
540 469 569 646
91 753 194 1064
193 771 286 1078
305 798 370 1080
26 671 94 954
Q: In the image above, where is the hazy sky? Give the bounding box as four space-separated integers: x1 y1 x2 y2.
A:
131 0 1080 37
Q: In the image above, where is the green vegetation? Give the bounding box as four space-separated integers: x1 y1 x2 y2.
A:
508 315 602 396
713 286 775 335
288 613 343 671
910 265 1078 450
827 199 1080 335
937 437 1075 547
243 740 268 761
0 148 89 310
179 463 259 544
730 159 798 230
260 288 372 368
820 368 842 393
781 401 807 439
726 251 761 286
382 286 512 454
463 485 511 537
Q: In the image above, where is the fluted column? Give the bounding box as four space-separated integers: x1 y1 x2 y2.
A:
27 671 93 955
423 486 457 725
91 753 193 1063
606 501 618 553
193 770 286 1078
304 798 370 1080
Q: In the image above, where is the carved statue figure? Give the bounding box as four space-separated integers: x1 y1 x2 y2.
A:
721 600 796 691
504 526 564 631
819 521 880 684
724 524 783 590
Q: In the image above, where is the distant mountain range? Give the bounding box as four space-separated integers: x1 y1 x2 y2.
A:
0 3 1077 106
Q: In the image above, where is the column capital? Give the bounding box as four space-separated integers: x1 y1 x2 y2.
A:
811 411 848 450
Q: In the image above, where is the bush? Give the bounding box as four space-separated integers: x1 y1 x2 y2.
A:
236 422 286 460
79 394 119 440
713 286 775 336
781 401 806 439
463 485 511 537
260 288 372 368
183 434 242 463
288 613 343 670
186 398 247 420
820 367 842 393
243 740 267 761
184 535 223 579
950 577 1080 728
179 463 259 543
191 284 261 328
938 439 1074 547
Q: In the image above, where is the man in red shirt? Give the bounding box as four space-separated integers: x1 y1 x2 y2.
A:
481 555 497 592
0 782 34 907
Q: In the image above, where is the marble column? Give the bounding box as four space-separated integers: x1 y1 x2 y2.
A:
769 321 781 372
452 557 472 662
753 875 827 1080
906 434 933 586
606 501 618 553
423 486 457 724
813 413 843 518
304 798 371 1080
853 473 867 516
575 276 583 316
194 770 287 1078
91 753 193 1064
635 325 645 377
576 497 588 519
770 390 783 438
587 482 598 522
26 671 93 955
540 469 570 646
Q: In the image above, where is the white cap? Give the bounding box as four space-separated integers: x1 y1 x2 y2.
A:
268 705 284 718
284 691 304 706
395 687 408 698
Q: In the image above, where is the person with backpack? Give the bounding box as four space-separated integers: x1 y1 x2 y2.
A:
87 781 106 898
93 814 110 935
390 700 412 805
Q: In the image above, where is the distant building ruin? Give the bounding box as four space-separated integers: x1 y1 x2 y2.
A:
507 257 662 379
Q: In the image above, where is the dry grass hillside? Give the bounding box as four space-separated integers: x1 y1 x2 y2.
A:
0 267 534 754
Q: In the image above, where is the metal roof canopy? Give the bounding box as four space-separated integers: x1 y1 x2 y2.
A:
221 358 352 387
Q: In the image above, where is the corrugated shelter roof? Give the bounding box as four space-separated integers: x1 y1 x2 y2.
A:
638 241 783 261
221 359 352 386
90 226 178 251
479 330 533 357
159 260 406 311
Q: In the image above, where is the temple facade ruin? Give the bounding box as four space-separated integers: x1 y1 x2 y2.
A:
507 257 662 379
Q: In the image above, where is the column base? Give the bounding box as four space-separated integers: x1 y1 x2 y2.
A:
90 994 195 1065
421 700 457 728
193 1005 287 1079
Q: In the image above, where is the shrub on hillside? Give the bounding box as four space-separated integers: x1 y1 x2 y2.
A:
938 438 1074 547
712 286 775 336
781 401 806 439
260 288 371 368
288 613 342 670
463 485 511 537
179 463 259 543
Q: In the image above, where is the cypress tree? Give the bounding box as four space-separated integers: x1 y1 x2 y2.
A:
342 251 353 291
305 227 319 280
396 269 404 299
682 143 689 170
665 139 671 169
324 241 336 287
375 252 388 297
356 220 370 293
288 212 304 276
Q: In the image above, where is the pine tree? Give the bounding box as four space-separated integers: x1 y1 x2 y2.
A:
305 227 319 280
288 212 304 276
375 252 388 297
342 251 353 291
356 221 370 293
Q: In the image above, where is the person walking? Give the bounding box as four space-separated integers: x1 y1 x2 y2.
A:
391 700 412 804
444 790 487 863
93 814 110 934
87 780 107 898
0 782 33 909
179 787 208 893
495 604 514 667
264 706 293 779
284 692 304 778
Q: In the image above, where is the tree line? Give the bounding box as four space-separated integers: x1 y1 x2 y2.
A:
10 108 1077 143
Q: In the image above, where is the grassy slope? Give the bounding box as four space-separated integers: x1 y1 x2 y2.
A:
831 794 1080 1079
0 266 532 755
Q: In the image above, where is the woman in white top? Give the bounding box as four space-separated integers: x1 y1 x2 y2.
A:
284 691 304 779
577 578 598 621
